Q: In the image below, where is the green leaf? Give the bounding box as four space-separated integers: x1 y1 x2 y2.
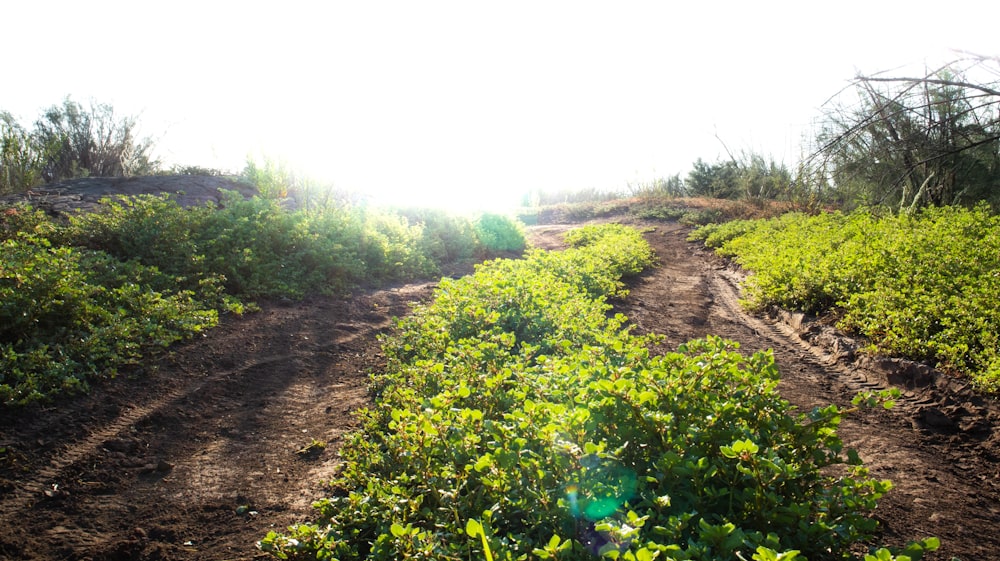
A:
390 522 406 538
473 453 493 472
465 518 483 538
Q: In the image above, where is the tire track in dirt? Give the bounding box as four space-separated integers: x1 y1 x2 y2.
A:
0 282 439 561
709 265 930 409
0 352 296 520
615 220 1000 560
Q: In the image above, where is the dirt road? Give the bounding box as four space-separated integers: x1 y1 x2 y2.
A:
1 219 997 560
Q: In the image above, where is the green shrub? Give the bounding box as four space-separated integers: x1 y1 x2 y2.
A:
474 213 526 253
0 235 218 404
0 194 489 404
196 194 362 297
67 194 208 285
1 204 62 242
64 193 487 300
701 205 1000 391
355 211 433 282
399 207 478 265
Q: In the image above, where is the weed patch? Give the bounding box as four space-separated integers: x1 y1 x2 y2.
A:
691 205 1000 391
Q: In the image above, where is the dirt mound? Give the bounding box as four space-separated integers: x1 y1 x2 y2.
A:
1 175 259 215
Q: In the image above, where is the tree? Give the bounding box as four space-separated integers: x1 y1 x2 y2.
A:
0 111 45 194
731 152 793 201
625 173 687 198
32 98 159 182
812 56 1000 211
686 158 741 199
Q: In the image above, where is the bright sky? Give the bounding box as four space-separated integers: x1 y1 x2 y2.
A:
4 1 998 211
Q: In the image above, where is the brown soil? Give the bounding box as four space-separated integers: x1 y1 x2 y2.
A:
1 218 998 560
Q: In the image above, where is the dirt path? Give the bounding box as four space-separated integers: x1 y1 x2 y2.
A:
1 218 998 560
0 284 440 560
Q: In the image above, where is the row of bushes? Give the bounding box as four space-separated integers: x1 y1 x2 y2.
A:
516 196 797 227
0 194 526 404
260 224 931 560
690 205 1000 391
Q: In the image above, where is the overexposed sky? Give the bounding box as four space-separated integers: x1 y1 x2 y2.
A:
4 1 997 210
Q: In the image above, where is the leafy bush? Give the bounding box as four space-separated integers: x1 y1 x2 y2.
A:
65 193 494 300
687 219 752 248
356 210 435 282
67 194 209 285
399 207 478 265
260 224 903 560
0 192 496 404
695 205 1000 391
474 213 527 253
0 234 219 404
0 204 62 242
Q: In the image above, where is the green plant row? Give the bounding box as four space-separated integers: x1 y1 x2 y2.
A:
0 233 222 404
260 224 929 560
0 195 526 404
690 205 1000 391
62 193 525 298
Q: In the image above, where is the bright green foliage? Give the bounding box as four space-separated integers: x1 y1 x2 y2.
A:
474 213 527 253
0 234 219 404
0 204 62 242
863 537 940 561
67 193 362 298
66 192 504 299
356 210 438 283
691 205 1000 391
400 207 478 264
260 224 896 560
1 193 505 404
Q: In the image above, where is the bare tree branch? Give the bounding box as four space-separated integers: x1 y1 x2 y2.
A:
856 76 1000 98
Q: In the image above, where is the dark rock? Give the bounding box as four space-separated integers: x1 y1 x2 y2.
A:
1 175 259 216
